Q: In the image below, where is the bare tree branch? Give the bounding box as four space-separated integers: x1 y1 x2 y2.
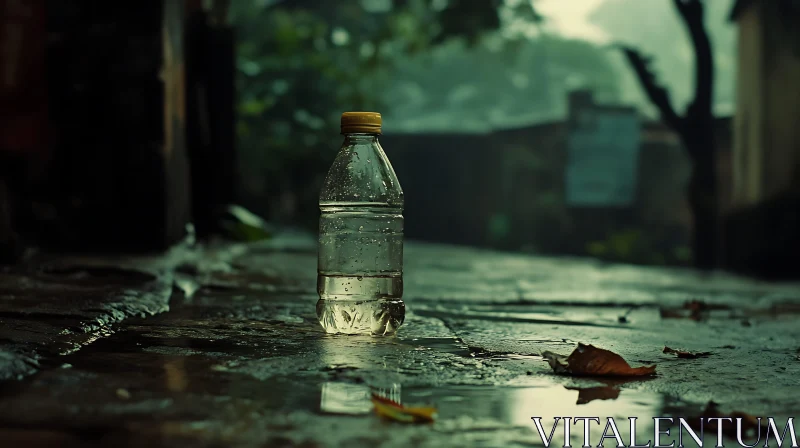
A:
617 0 718 268
673 0 703 21
673 0 713 117
617 45 684 135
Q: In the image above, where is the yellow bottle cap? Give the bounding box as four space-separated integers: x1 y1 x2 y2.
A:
341 112 382 134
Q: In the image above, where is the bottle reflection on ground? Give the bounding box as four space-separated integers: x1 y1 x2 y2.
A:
317 335 403 415
319 382 401 415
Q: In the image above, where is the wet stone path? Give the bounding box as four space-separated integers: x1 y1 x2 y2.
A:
0 235 799 447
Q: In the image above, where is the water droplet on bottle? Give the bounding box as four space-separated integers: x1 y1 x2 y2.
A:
357 276 363 281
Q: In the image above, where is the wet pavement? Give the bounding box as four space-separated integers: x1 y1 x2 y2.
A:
0 234 799 447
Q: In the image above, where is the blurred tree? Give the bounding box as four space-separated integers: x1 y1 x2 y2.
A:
618 0 717 270
232 0 620 238
230 0 542 227
589 0 735 115
384 34 622 131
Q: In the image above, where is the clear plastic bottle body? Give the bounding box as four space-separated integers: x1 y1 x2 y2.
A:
317 133 405 335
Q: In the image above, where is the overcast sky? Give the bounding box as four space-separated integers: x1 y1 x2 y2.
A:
535 0 610 43
384 0 736 132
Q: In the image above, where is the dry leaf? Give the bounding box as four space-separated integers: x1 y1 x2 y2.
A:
663 346 712 359
659 308 687 319
542 343 656 377
371 393 437 424
660 299 730 321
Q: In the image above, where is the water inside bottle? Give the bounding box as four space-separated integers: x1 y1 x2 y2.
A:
317 203 405 335
316 274 405 335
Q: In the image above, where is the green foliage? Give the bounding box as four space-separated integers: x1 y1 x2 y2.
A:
230 0 531 226
217 205 273 242
230 0 620 231
586 228 690 266
231 1 388 225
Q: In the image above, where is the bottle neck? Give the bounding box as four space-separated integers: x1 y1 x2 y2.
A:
342 133 379 145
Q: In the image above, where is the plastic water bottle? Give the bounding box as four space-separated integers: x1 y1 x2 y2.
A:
316 112 405 335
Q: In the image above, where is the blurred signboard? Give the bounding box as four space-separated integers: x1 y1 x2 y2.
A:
565 109 641 207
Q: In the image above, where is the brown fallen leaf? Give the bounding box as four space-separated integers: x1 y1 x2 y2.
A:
371 393 437 424
542 343 656 377
688 401 767 437
660 299 730 321
659 308 687 319
663 346 712 359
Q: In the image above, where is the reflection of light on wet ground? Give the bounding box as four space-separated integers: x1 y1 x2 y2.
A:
398 337 472 357
406 380 662 444
315 333 662 444
316 336 406 416
317 335 386 370
506 382 660 427
315 375 662 445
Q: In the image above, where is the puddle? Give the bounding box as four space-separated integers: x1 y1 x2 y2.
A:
312 377 669 446
484 353 542 361
397 336 542 363
409 381 663 428
397 337 472 357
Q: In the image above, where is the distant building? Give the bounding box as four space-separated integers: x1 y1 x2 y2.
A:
383 91 731 265
726 0 800 277
728 0 800 207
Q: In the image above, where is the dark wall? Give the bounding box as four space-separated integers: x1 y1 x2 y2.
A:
41 0 191 252
381 133 496 248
